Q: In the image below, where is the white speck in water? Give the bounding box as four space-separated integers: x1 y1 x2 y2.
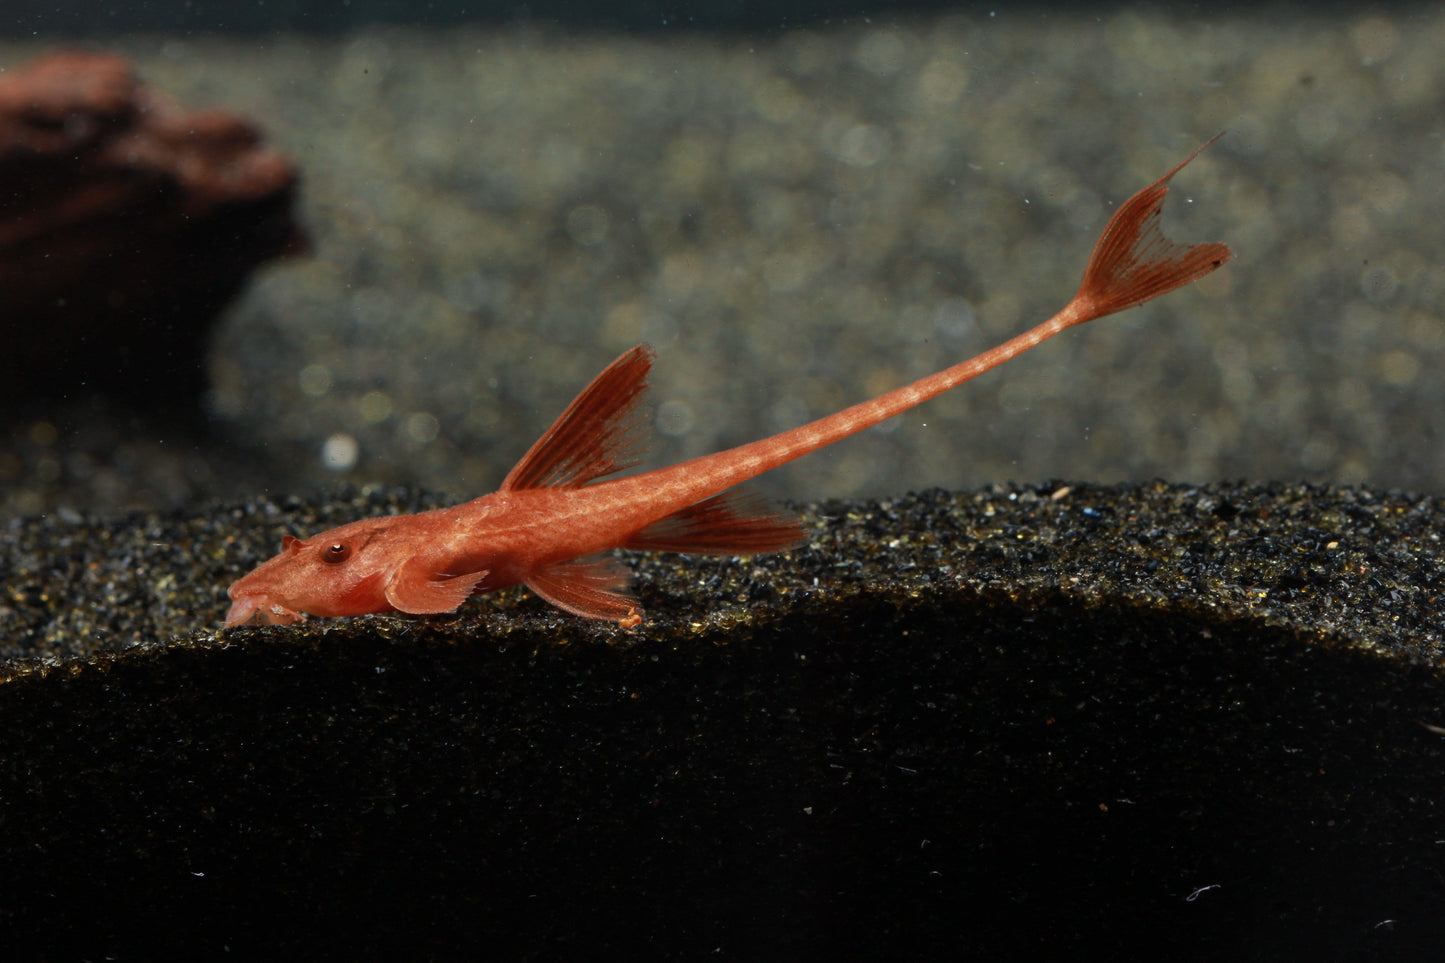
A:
321 433 359 471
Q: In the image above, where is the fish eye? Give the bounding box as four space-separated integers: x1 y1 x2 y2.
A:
322 542 352 564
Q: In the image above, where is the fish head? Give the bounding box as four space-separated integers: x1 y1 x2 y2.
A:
224 519 399 627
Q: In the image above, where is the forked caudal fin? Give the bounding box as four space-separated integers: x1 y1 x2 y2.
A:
1071 133 1232 324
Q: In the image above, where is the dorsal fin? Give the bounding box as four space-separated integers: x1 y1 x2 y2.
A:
500 345 654 491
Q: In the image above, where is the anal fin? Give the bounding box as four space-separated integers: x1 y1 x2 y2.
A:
625 489 804 555
525 556 642 624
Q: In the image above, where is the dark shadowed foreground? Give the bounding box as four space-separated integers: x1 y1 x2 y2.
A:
1 481 1442 960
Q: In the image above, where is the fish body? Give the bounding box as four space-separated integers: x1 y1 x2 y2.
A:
226 138 1232 628
225 473 799 627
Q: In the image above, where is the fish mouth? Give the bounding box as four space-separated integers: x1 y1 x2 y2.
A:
224 595 307 628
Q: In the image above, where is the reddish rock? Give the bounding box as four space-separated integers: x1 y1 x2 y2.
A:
0 50 305 406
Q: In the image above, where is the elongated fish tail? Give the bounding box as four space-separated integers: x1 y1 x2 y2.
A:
566 139 1234 535
1070 133 1233 325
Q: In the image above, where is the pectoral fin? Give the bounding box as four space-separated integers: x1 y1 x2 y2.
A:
384 556 489 615
524 556 642 624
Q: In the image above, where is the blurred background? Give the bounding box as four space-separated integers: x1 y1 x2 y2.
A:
1 2 1440 520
